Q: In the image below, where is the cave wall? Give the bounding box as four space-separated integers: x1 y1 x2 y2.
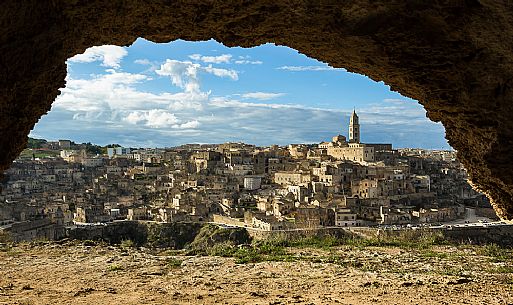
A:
2 1 513 219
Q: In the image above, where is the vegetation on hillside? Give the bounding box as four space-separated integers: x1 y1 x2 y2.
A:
185 224 251 255
23 137 123 157
26 137 47 149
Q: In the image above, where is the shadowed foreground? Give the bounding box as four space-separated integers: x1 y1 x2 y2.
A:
1 241 512 304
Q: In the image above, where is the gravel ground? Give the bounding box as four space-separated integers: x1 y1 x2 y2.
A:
1 242 513 305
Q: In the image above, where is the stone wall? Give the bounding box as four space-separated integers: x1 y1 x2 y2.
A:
351 225 513 247
6 219 66 242
212 214 246 227
442 226 513 246
8 219 513 247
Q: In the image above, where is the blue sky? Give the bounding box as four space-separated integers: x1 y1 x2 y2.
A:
30 38 450 149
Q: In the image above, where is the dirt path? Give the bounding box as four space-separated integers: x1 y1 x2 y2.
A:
0 243 512 305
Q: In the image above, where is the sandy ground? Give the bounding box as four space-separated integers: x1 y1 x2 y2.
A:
1 242 513 305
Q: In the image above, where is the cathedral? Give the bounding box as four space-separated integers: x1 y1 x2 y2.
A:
319 110 392 164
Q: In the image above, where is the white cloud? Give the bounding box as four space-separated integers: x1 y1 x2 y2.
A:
235 55 263 65
241 92 286 100
234 60 263 65
155 60 201 92
163 92 208 111
124 109 179 128
124 110 200 129
68 45 128 68
209 97 307 110
156 59 238 93
54 69 436 145
124 111 147 124
188 54 201 61
173 120 200 129
134 59 151 65
134 58 160 73
203 65 238 80
277 65 336 72
356 99 436 127
44 81 449 148
55 71 148 112
189 53 232 63
54 70 207 116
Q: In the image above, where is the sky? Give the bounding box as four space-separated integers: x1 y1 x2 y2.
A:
30 38 451 149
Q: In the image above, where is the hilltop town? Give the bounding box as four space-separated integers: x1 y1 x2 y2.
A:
0 111 491 241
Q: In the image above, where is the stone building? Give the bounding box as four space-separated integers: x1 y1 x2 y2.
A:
274 171 311 186
244 176 262 190
335 208 361 227
324 110 379 163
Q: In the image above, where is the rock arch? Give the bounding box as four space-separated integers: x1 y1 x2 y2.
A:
2 1 513 219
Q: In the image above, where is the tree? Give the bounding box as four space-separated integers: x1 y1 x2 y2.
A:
26 137 47 149
83 142 102 155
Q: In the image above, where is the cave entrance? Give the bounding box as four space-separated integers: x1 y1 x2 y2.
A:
4 2 513 220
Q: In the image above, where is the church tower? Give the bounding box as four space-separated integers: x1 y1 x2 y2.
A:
349 109 360 143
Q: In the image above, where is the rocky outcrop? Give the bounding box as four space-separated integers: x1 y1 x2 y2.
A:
66 221 204 248
3 1 513 218
186 224 251 254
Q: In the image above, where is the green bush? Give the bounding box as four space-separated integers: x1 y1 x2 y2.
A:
120 239 135 248
343 230 449 249
232 244 296 264
206 242 238 257
186 224 251 255
0 231 12 244
167 257 183 268
82 240 97 247
476 243 512 262
107 264 124 272
263 235 344 249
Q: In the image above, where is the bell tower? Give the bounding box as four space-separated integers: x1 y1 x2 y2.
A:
349 109 360 143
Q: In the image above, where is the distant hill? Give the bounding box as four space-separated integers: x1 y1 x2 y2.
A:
25 137 121 156
26 137 48 149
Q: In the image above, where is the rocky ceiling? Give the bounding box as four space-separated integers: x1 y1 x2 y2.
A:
2 1 513 219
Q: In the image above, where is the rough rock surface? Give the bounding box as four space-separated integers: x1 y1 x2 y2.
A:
2 1 513 218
